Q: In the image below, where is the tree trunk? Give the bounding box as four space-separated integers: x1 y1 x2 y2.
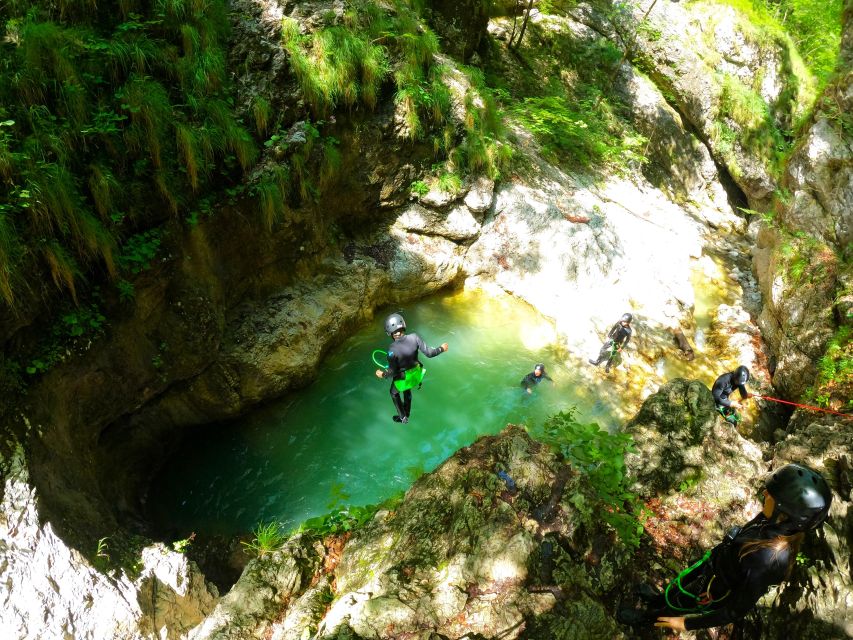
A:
509 0 535 49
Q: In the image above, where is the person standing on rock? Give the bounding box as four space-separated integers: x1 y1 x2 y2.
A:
374 313 448 424
588 313 633 373
617 463 833 632
712 365 751 424
520 363 553 394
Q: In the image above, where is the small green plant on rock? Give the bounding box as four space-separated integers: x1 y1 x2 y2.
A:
172 532 196 554
410 180 429 197
241 521 286 558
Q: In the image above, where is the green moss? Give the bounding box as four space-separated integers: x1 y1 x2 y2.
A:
713 72 790 178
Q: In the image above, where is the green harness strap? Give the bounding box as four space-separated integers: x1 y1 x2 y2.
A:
663 550 730 612
394 364 426 392
373 349 427 392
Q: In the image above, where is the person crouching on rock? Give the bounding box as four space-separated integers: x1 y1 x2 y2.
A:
520 363 553 394
617 463 832 632
374 313 448 424
713 365 751 424
588 313 633 373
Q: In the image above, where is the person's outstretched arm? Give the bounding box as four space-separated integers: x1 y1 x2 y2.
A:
415 334 447 358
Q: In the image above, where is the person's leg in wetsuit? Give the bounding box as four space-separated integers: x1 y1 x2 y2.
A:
402 389 412 419
589 340 614 367
619 559 716 625
390 385 408 423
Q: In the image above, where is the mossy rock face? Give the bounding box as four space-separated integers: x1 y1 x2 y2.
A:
624 378 717 496
624 379 765 546
290 425 636 639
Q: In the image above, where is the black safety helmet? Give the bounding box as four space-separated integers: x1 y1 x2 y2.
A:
620 313 633 323
384 313 406 337
765 464 832 532
734 365 750 386
534 363 546 374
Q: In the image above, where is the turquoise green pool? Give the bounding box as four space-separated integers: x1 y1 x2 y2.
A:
148 289 619 536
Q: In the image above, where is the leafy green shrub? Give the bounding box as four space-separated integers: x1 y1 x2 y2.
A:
512 95 645 170
241 521 287 558
806 324 853 410
538 409 644 547
297 492 404 537
714 73 790 178
410 180 429 197
26 301 107 375
118 229 163 274
0 0 256 308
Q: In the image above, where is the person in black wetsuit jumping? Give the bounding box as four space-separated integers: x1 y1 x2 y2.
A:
588 313 633 373
374 313 448 424
617 463 833 632
521 363 553 394
713 365 751 423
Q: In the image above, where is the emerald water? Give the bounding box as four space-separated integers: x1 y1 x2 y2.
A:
148 289 619 537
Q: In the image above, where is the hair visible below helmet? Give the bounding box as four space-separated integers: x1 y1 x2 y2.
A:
534 363 545 373
620 313 633 323
734 365 750 385
765 464 832 532
384 313 406 337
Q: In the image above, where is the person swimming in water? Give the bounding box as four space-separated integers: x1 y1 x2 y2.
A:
520 363 553 394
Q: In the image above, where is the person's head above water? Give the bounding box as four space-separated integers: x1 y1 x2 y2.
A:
620 313 633 325
762 463 832 534
384 313 406 338
534 363 546 377
733 365 750 386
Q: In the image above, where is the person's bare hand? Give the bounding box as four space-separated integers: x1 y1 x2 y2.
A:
375 369 385 379
654 616 686 631
441 343 449 352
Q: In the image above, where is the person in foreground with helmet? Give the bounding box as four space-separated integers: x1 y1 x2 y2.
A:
617 463 833 631
588 313 633 373
521 363 554 394
713 365 751 423
374 313 448 424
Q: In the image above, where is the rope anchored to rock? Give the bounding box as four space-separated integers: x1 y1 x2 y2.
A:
752 395 853 419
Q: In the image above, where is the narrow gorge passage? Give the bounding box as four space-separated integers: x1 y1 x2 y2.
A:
147 256 753 540
147 289 613 536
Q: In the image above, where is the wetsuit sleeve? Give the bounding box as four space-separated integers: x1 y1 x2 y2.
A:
619 326 631 348
521 373 534 389
383 347 401 379
712 374 731 407
683 548 787 631
737 384 748 400
414 333 444 358
607 323 620 340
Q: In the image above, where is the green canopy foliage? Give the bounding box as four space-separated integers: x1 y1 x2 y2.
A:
0 0 254 308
